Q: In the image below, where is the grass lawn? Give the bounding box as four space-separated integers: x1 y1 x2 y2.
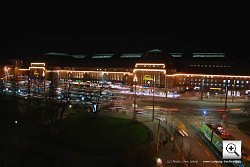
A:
18 111 152 153
58 112 152 152
1 97 154 166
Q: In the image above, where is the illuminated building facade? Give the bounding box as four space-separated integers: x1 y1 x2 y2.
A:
1 49 250 96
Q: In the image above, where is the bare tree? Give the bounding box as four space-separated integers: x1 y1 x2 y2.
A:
45 96 71 136
82 86 114 117
45 72 71 136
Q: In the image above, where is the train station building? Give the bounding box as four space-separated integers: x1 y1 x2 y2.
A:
2 49 250 96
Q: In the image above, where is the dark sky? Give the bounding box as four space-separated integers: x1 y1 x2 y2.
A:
0 5 249 59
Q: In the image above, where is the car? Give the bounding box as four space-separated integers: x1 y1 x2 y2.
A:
214 125 229 136
155 115 166 122
178 129 189 137
176 122 188 137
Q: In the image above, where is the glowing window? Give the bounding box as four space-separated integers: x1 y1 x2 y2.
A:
72 55 87 59
170 53 183 57
92 54 114 59
120 53 142 58
193 53 225 58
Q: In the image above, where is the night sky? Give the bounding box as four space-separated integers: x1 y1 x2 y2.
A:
0 5 249 60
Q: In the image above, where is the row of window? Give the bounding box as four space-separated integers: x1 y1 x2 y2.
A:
136 65 164 68
179 82 247 88
190 64 231 68
69 72 125 81
180 78 250 84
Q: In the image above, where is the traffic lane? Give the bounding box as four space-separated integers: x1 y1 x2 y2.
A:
156 112 222 166
176 114 223 167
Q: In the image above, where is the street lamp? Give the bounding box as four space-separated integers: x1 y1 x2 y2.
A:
180 135 184 160
203 110 207 122
152 81 155 121
5 67 10 91
148 80 155 121
224 84 229 128
43 70 46 97
200 78 204 100
133 79 137 120
156 158 163 167
156 115 160 157
225 85 228 110
5 67 9 81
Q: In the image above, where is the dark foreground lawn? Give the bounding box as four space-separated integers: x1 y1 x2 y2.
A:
61 112 152 152
1 106 155 167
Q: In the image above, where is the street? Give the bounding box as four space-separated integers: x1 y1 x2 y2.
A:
114 93 250 166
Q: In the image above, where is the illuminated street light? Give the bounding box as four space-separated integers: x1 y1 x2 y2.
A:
133 79 137 120
225 85 228 109
153 82 155 121
156 158 163 167
148 80 155 121
203 110 207 122
156 114 161 157
200 78 204 100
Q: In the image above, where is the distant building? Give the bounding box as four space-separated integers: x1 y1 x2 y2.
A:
2 49 250 96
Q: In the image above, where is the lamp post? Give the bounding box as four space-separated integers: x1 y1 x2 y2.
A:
180 135 184 160
225 85 228 110
5 67 10 92
43 70 46 98
156 158 163 167
153 81 155 121
203 110 207 123
232 80 236 102
224 84 229 128
200 78 204 100
148 80 155 121
133 79 137 120
156 116 160 157
5 67 9 83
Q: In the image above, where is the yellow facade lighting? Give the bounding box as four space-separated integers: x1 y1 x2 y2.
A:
46 70 132 75
210 87 221 90
135 63 165 68
167 73 250 79
29 67 46 70
133 69 166 74
19 68 29 71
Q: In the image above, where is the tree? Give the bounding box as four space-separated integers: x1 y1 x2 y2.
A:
45 72 71 136
81 86 114 117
